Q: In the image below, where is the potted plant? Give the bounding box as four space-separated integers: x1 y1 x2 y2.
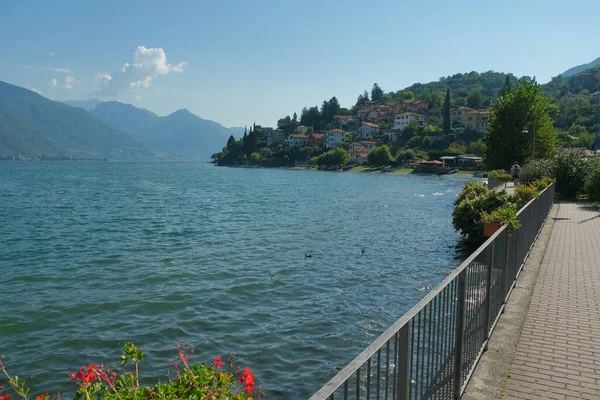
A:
481 203 521 237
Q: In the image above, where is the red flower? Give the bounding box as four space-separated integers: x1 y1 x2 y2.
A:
68 364 97 387
238 368 255 394
213 356 224 369
36 393 49 400
0 395 12 400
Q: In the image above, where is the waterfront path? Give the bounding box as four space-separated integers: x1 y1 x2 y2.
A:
464 202 600 399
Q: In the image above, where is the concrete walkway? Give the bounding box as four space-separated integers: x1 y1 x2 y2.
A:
502 203 600 399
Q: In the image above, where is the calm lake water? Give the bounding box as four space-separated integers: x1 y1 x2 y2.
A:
0 162 473 398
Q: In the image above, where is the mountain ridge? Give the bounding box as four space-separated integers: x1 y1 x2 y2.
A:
0 81 153 160
561 57 600 78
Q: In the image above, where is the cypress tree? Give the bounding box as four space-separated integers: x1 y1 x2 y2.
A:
443 89 451 134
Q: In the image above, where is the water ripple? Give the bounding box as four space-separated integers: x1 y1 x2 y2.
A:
0 162 472 399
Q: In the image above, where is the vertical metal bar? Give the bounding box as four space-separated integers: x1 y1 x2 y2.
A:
503 231 510 304
376 349 381 400
344 380 349 400
409 317 415 400
419 307 426 398
392 333 398 400
356 367 361 400
415 312 421 399
385 340 390 400
398 321 411 400
453 270 466 399
366 357 371 400
427 297 434 397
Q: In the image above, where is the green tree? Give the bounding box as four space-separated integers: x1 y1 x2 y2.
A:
443 89 451 134
371 83 384 102
249 152 261 165
421 136 433 149
467 89 483 108
484 79 556 169
468 138 487 156
227 135 236 149
368 145 393 166
403 90 415 100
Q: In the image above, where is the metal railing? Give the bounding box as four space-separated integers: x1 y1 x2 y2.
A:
311 183 555 400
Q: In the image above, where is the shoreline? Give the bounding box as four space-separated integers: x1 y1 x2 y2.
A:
223 164 482 178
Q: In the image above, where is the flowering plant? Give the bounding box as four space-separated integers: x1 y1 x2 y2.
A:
0 343 263 400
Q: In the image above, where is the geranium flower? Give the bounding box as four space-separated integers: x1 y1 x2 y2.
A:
213 356 224 369
36 392 49 400
68 364 97 387
0 395 12 400
238 368 255 394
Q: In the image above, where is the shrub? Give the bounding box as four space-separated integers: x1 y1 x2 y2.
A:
552 151 589 199
489 169 512 183
513 184 541 208
481 203 521 230
585 163 600 202
0 343 262 400
452 182 512 238
520 159 556 182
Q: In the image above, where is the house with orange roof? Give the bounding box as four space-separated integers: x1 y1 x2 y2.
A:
348 149 371 165
285 134 309 150
357 122 381 139
309 133 324 148
334 115 355 127
465 109 491 133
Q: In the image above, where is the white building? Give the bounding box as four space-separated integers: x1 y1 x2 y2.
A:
285 134 309 149
357 122 381 139
349 149 370 165
392 113 426 131
325 129 351 149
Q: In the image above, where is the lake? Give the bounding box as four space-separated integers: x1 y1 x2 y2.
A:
0 162 473 398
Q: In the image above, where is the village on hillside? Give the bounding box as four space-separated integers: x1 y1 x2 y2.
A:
213 72 600 170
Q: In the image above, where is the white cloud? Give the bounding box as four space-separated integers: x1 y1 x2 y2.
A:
49 67 70 73
131 46 186 76
92 46 185 96
94 73 112 90
26 86 42 95
64 76 76 89
129 76 152 88
48 78 58 88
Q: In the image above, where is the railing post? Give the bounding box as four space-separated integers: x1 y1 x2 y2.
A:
453 270 466 399
503 231 510 305
397 322 411 399
484 240 495 341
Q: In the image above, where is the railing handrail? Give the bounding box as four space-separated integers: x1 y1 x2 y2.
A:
310 183 554 399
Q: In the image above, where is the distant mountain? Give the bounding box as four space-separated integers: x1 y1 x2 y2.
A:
561 57 600 78
63 98 103 111
91 101 158 135
81 100 243 161
543 65 600 98
0 81 152 160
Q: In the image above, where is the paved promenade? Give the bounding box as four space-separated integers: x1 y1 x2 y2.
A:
503 203 600 399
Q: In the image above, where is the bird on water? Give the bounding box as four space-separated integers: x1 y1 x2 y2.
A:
305 253 312 258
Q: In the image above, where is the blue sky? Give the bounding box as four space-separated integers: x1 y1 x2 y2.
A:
1 0 599 128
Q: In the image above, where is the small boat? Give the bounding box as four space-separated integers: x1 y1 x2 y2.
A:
343 165 354 171
447 168 459 175
380 165 392 172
